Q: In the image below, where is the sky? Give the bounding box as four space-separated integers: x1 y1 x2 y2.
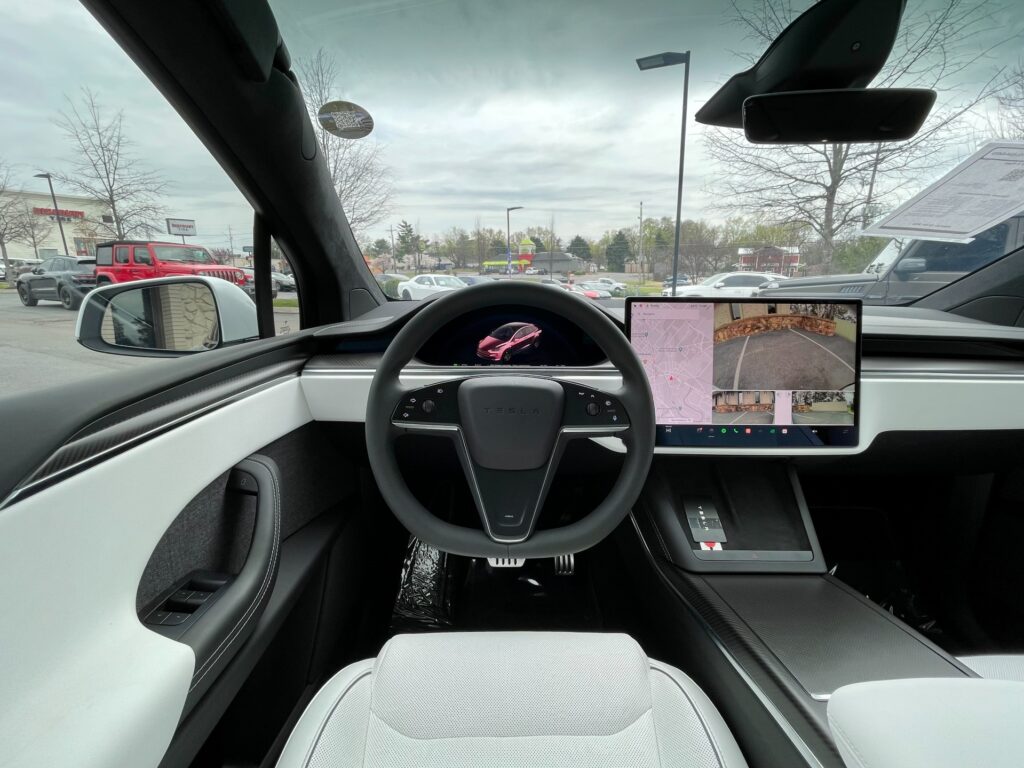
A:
0 0 1020 251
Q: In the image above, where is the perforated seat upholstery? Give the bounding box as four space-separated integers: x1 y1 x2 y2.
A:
958 654 1024 682
276 631 747 768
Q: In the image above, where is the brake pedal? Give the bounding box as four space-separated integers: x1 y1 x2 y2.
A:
487 557 525 568
554 554 575 576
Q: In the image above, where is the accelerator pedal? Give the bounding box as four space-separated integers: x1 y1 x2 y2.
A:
554 553 575 576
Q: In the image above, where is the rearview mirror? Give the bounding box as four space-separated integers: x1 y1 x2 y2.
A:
743 89 936 144
893 256 927 275
77 277 258 357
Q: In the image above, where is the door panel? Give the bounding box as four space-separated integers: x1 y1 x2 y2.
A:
0 378 312 768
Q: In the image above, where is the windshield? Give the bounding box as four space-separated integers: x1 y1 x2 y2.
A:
266 0 1024 316
153 246 214 264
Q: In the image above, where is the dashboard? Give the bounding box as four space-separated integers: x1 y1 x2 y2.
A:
306 297 1024 457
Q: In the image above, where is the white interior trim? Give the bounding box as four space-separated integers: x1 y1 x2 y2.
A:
301 367 1024 456
0 378 312 768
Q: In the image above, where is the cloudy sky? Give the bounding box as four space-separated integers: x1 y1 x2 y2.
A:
1 0 1020 251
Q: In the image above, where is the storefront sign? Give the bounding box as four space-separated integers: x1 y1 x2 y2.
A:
33 207 84 219
166 218 197 236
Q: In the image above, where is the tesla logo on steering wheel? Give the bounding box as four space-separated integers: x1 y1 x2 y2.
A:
483 407 541 416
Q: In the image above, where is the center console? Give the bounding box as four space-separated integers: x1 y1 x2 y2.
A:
629 457 975 767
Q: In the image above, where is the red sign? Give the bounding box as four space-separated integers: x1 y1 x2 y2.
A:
33 207 84 219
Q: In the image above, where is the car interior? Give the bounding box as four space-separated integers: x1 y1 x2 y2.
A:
3 1 1024 767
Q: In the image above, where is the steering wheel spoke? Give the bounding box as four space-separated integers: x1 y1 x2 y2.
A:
390 379 463 432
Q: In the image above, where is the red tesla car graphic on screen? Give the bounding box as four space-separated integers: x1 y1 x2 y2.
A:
476 322 542 362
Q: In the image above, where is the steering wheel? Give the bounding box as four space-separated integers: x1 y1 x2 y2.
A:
366 281 655 558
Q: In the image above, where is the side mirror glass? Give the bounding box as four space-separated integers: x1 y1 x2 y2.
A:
893 256 927 275
714 281 726 289
77 277 258 357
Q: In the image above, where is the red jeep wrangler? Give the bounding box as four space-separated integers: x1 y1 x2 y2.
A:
95 241 248 293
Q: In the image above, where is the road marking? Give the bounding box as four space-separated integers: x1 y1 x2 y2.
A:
788 329 855 372
729 411 746 424
732 335 750 390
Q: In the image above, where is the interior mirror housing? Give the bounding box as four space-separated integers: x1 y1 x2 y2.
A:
743 88 936 144
893 256 928 275
76 276 258 357
697 0 906 129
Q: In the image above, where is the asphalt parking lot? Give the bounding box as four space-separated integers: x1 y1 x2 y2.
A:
714 328 856 391
711 410 775 424
0 289 301 393
792 410 854 425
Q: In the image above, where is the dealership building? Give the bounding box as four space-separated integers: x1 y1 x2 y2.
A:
1 189 113 261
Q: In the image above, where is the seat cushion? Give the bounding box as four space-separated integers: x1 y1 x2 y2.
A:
828 677 1024 768
277 631 747 768
958 654 1024 682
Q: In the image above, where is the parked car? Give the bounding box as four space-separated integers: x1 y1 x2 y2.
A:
540 278 570 290
664 271 783 297
524 266 548 275
16 256 97 310
271 271 295 291
576 281 614 298
568 284 608 299
94 242 248 295
396 273 467 299
240 268 279 299
458 275 495 286
661 275 693 291
593 276 626 296
476 322 542 362
758 216 1023 304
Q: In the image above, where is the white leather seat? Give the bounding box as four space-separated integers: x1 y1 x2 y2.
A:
958 654 1024 682
277 631 748 768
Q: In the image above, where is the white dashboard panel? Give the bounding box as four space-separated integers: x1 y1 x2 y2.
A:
300 364 1024 456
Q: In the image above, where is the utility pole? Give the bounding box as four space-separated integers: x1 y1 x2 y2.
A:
638 201 644 282
549 213 556 277
389 225 396 269
228 224 236 265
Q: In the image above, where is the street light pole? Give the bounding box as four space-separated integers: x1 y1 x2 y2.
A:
638 201 644 281
636 51 690 296
506 205 522 275
34 173 69 256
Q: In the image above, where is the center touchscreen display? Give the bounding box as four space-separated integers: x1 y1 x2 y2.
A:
626 298 861 448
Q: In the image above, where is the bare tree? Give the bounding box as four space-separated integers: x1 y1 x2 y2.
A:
53 88 166 239
0 163 29 286
17 203 54 259
298 49 393 238
706 0 1010 266
994 61 1024 139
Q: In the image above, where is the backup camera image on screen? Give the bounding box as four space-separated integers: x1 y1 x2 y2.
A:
627 299 860 448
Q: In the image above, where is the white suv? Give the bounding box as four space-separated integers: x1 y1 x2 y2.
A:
396 274 467 300
664 271 784 297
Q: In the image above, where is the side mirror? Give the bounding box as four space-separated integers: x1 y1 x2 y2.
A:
714 281 726 289
32 267 44 275
893 257 927 275
76 276 258 357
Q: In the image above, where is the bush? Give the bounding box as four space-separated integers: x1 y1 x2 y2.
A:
383 279 400 298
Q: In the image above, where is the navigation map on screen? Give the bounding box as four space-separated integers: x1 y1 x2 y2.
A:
627 299 860 448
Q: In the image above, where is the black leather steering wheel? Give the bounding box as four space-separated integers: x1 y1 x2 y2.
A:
365 281 655 558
